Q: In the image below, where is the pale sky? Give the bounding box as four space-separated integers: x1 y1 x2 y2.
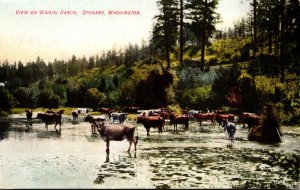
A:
0 0 250 63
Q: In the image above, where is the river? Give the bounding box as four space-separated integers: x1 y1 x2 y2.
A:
0 113 299 189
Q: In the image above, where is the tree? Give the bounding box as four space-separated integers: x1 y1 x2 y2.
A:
185 0 219 71
85 88 106 109
179 0 184 66
0 87 15 111
135 70 173 108
152 0 179 69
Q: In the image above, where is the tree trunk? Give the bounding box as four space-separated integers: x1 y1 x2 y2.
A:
200 0 208 71
253 0 257 57
179 0 184 66
280 0 286 83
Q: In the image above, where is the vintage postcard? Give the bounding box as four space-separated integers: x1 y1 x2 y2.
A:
0 0 299 189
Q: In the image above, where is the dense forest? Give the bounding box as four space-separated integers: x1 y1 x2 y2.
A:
0 0 299 125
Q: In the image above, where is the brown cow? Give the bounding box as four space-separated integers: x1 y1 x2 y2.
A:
93 121 138 155
36 112 63 130
241 112 261 131
98 107 115 119
46 109 65 114
137 115 165 136
216 114 235 126
169 113 189 132
194 113 216 126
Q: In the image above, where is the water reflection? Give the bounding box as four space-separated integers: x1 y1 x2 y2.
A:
36 128 61 138
95 152 137 185
0 120 10 140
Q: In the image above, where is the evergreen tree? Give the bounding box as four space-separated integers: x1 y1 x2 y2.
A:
152 0 179 69
185 0 219 70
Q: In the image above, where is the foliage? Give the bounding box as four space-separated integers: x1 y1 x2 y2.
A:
37 89 60 108
211 63 241 108
0 0 298 125
208 37 252 64
151 0 178 68
180 85 213 110
135 70 173 109
178 66 218 88
13 87 38 108
248 104 282 144
0 87 15 111
167 104 182 114
185 0 220 46
85 88 106 109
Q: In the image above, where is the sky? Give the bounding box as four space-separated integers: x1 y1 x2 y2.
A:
0 0 250 64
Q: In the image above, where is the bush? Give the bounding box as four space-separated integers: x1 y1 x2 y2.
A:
38 89 61 108
180 86 213 110
13 87 37 108
0 87 15 111
248 105 282 144
85 88 106 109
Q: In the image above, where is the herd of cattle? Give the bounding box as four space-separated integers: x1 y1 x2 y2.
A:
24 107 261 154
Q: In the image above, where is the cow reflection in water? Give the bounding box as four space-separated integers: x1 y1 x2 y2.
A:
94 153 137 185
37 128 61 138
93 121 138 155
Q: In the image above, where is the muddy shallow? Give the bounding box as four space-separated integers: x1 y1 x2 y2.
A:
0 114 299 189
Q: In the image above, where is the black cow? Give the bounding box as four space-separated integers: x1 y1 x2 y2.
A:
36 112 63 130
25 109 33 126
72 110 81 121
111 113 128 124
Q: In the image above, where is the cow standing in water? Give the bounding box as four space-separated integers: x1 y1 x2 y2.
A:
137 113 165 136
111 113 128 124
93 121 138 155
194 113 216 126
241 112 261 131
72 110 81 122
25 109 33 126
222 120 236 145
169 113 189 132
85 115 108 134
36 110 64 130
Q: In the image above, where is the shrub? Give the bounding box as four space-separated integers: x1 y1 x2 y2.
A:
180 86 213 110
248 105 282 144
0 87 15 111
85 88 106 109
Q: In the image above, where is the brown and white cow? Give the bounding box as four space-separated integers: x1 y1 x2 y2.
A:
72 110 81 121
85 115 108 134
137 115 165 136
169 113 189 132
193 113 216 126
93 121 138 155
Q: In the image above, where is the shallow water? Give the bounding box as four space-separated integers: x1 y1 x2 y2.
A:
0 114 299 189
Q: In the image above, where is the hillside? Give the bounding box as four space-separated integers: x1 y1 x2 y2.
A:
0 37 299 125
